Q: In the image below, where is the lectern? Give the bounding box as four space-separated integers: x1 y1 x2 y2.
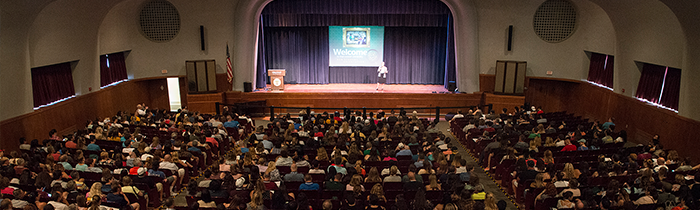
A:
268 69 286 91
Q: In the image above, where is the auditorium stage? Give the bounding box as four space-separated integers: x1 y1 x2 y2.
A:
187 83 525 117
258 84 448 93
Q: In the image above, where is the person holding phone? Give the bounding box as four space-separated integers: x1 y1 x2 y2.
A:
376 61 388 91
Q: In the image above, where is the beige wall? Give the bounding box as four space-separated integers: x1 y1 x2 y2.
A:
1 0 699 124
660 0 700 121
475 0 616 79
590 0 685 98
98 0 237 80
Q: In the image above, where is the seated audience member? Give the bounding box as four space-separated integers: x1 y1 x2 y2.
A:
322 199 333 210
308 160 325 174
633 186 656 205
247 190 265 210
383 166 402 183
120 176 144 198
560 140 577 151
396 144 413 157
557 191 576 209
557 179 581 197
106 185 139 210
262 174 278 191
366 194 387 210
346 175 365 192
197 190 217 208
364 167 382 183
403 172 423 191
325 173 344 191
402 165 423 183
471 184 486 201
283 163 304 182
198 170 214 188
425 174 441 191
299 174 320 191
275 150 293 167
10 189 28 209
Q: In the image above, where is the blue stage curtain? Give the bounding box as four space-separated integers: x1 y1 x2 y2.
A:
329 67 378 83
256 19 268 89
383 27 446 84
261 0 450 27
262 27 330 85
444 14 456 89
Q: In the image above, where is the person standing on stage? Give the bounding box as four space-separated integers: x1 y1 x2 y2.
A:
377 62 388 90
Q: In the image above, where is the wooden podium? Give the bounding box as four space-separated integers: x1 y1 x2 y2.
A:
268 69 286 91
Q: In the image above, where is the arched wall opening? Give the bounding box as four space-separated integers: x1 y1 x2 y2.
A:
244 0 479 93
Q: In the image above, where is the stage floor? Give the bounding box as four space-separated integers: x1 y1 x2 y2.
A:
258 84 448 93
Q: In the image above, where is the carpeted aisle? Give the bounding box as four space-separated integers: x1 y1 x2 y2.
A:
437 121 518 210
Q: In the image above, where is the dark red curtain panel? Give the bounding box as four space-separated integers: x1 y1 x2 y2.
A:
659 67 681 110
635 63 666 103
99 55 109 86
587 53 605 85
100 52 128 87
587 53 614 88
602 55 614 88
31 62 75 108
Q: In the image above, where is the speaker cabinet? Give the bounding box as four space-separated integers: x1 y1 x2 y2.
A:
494 60 526 95
447 81 456 92
200 26 205 51
186 60 217 93
244 82 253 92
507 25 513 51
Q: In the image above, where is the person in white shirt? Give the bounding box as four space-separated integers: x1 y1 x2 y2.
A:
47 191 69 210
308 161 326 174
654 157 669 172
159 155 185 189
135 104 146 116
376 62 388 90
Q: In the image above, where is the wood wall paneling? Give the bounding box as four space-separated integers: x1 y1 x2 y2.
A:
216 73 233 92
479 74 496 93
526 78 700 163
0 78 170 152
186 93 224 114
185 91 524 119
146 79 170 110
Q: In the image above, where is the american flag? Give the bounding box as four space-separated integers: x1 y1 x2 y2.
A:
226 44 233 84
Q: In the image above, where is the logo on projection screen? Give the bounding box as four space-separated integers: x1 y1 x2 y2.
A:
367 49 379 61
273 78 282 87
343 28 370 48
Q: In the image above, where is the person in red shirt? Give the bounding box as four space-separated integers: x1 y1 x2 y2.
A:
65 138 78 149
129 159 144 175
262 173 278 191
561 140 577 152
204 131 219 149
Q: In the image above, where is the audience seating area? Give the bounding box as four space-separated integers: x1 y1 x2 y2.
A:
451 111 698 210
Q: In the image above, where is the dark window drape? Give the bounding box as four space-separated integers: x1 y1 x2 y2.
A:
587 52 614 89
32 62 75 108
262 27 329 85
635 63 667 104
659 67 681 110
100 52 128 87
